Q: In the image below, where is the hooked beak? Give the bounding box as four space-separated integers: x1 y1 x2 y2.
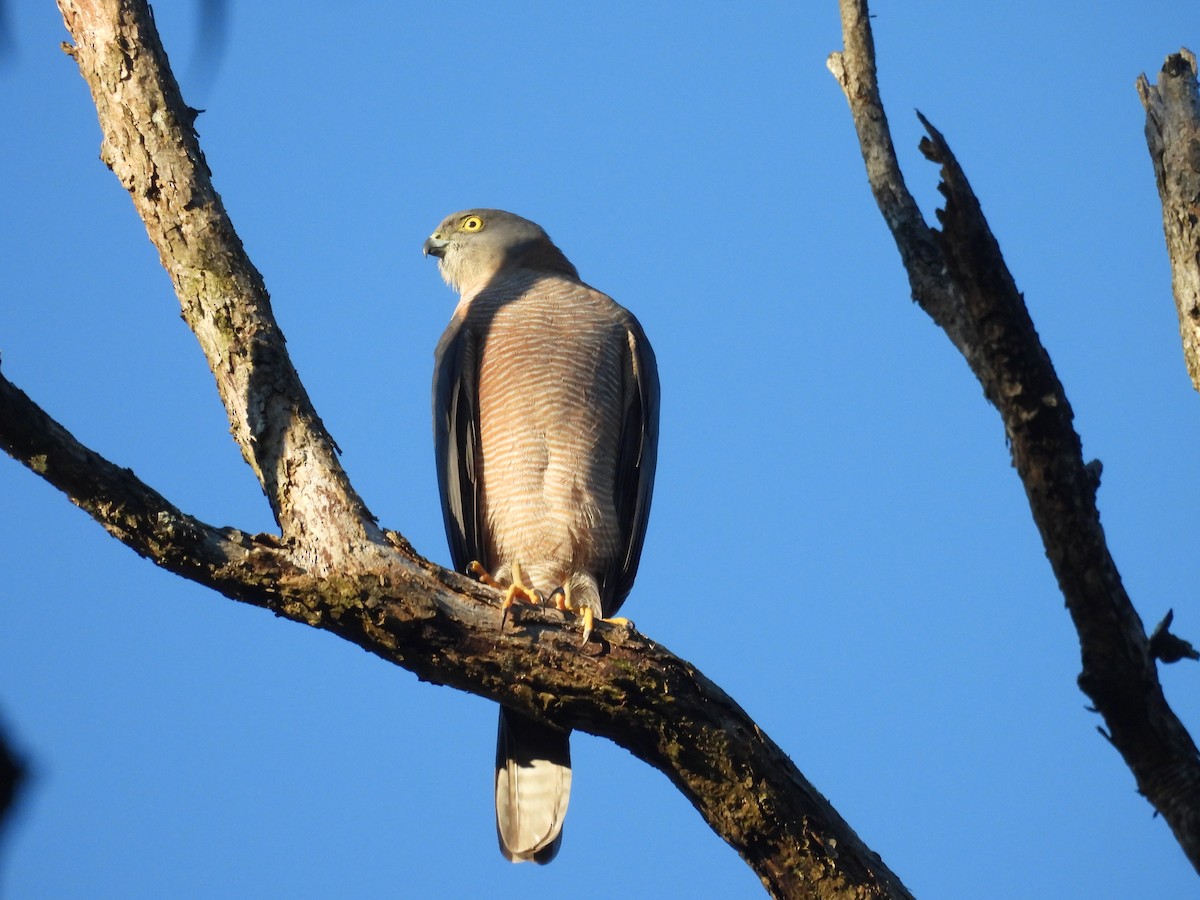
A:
423 235 448 258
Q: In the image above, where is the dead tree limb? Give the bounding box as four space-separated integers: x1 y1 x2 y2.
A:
1138 49 1200 394
829 0 1200 874
0 1 927 896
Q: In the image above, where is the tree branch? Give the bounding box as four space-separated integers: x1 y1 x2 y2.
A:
824 0 971 361
0 359 911 899
57 0 375 572
0 1 928 895
830 0 1200 873
0 368 297 601
1138 49 1200 394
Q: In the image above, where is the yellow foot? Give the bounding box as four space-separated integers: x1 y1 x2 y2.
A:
546 581 632 645
469 560 543 628
546 583 571 613
468 560 503 589
577 608 633 645
547 582 594 644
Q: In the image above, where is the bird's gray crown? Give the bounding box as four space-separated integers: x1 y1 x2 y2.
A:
424 209 579 294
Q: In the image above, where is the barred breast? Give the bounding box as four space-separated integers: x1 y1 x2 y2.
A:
466 272 626 598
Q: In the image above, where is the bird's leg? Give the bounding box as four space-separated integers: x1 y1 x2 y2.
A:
544 583 594 645
550 580 633 645
579 606 595 646
468 560 503 590
556 582 599 645
546 582 593 644
468 559 544 628
576 608 634 645
546 584 570 612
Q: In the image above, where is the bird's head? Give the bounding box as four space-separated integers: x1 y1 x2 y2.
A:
423 209 579 294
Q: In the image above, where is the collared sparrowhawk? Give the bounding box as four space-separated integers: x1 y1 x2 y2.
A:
425 209 659 863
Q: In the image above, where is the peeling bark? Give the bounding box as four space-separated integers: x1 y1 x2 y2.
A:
1138 49 1200 394
831 0 1200 873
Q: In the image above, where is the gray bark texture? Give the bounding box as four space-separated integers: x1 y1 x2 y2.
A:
0 2 925 897
830 0 1200 875
1138 49 1200 394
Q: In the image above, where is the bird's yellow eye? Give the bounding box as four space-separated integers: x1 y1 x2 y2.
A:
461 215 484 232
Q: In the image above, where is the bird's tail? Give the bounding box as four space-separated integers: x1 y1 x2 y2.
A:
495 706 572 864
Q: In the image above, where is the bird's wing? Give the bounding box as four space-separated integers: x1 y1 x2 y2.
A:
433 314 485 572
605 310 660 615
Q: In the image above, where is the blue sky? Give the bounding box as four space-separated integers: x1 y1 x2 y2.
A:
2 2 1199 897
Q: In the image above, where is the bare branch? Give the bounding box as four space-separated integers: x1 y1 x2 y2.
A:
0 359 912 899
831 0 1200 872
56 0 375 571
0 366 297 600
1138 49 1200 394
826 0 970 358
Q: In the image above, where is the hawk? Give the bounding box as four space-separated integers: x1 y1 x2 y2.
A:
425 209 659 863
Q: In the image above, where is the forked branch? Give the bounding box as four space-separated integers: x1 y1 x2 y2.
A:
0 1 935 896
57 0 376 572
830 0 1200 872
